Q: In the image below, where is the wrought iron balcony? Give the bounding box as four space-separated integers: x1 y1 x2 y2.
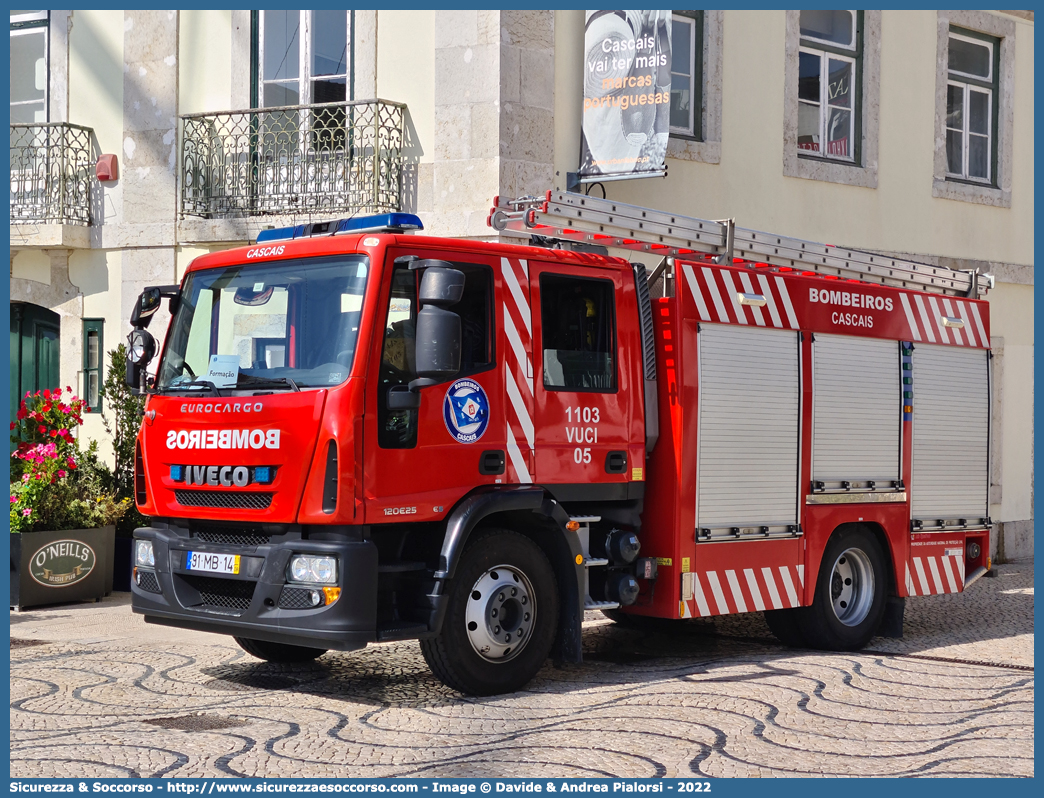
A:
180 99 406 219
10 123 94 226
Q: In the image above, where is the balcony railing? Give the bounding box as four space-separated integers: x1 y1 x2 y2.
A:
10 123 94 226
180 99 406 219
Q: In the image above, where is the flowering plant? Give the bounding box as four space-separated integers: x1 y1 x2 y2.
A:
9 388 129 533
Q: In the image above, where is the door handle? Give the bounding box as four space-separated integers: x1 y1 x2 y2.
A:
479 450 505 475
605 450 627 474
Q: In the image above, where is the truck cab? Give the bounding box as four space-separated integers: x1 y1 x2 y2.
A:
128 214 656 695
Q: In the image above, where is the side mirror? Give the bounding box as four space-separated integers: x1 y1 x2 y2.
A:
413 306 461 383
130 284 181 329
125 329 156 394
418 265 465 306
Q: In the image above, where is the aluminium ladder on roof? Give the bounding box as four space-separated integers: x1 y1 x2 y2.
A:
487 190 992 298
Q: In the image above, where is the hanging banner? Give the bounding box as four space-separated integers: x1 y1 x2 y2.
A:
579 9 673 182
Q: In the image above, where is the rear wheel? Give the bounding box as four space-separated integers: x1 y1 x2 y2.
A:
798 526 888 650
421 528 558 696
234 637 327 663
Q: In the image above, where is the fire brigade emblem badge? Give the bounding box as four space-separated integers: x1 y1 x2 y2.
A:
443 379 490 444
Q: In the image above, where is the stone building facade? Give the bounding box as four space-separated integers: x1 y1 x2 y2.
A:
8 10 1033 557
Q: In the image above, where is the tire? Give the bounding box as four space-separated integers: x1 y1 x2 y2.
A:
420 528 559 696
234 637 327 663
764 608 808 647
798 526 888 650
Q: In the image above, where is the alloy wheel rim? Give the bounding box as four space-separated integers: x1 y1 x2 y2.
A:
829 547 874 626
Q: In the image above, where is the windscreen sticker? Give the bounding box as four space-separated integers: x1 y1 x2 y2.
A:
443 379 490 444
204 354 240 388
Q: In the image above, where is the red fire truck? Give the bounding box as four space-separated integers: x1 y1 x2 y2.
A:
127 191 993 695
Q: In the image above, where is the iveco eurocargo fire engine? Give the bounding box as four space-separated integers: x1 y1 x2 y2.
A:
127 191 993 695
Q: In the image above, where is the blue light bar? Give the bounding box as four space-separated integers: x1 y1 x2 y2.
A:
255 213 423 244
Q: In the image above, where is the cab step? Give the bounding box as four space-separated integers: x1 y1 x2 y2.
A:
376 620 429 641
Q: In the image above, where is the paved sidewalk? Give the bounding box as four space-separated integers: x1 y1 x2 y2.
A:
10 560 1033 778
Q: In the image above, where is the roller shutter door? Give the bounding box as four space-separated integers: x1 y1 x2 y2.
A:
911 344 989 521
813 334 900 485
697 325 800 531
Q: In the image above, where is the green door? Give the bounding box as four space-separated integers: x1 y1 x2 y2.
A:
10 302 61 433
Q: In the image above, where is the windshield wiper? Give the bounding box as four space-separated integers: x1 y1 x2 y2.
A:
236 375 301 392
157 379 220 396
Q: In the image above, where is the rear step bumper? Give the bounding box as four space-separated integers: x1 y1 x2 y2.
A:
130 523 379 652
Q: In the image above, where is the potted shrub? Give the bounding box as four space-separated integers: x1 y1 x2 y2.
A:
100 343 147 591
9 387 130 610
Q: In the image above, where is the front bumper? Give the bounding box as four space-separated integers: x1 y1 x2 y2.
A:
131 521 377 651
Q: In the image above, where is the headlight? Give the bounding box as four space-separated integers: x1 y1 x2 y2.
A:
288 555 338 585
135 540 155 568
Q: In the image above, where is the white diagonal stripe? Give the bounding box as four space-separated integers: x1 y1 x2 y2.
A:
955 300 978 347
680 600 692 619
738 272 766 326
940 554 958 593
503 303 533 396
941 298 965 345
505 427 531 484
705 571 731 615
773 277 800 329
744 568 766 612
796 564 804 588
517 258 529 279
906 564 917 597
692 573 711 617
682 264 711 321
725 569 748 613
899 293 922 341
501 257 531 337
761 567 783 609
927 556 944 594
504 366 534 449
914 557 931 594
756 274 784 328
954 553 965 586
779 567 800 607
913 294 937 343
719 270 748 325
928 296 950 343
969 302 989 348
701 267 730 323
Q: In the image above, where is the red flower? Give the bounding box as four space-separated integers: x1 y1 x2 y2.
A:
43 389 50 400
16 408 26 420
37 425 46 434
66 457 77 469
9 422 15 430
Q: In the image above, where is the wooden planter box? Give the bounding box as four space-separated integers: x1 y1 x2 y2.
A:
10 526 115 611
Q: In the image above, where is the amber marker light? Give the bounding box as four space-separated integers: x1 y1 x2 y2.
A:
323 587 342 605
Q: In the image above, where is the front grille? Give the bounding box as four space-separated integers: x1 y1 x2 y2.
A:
194 524 271 546
175 490 273 510
137 570 161 593
182 575 256 610
278 586 320 609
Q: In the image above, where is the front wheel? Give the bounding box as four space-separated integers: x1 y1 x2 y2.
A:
798 526 888 650
420 528 559 696
234 637 327 663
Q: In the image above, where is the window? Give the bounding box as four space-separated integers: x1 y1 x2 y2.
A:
946 29 999 185
797 10 860 162
256 10 350 108
10 11 48 124
669 11 703 140
540 274 617 392
377 262 493 449
83 319 103 413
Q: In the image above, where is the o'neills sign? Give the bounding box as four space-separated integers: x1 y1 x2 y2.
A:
579 9 672 181
29 539 97 587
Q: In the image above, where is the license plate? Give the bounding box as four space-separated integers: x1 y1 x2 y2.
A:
186 551 241 575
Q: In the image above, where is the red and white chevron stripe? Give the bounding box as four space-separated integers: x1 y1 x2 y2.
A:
681 564 805 618
680 263 800 329
500 257 534 484
906 553 965 596
897 292 988 348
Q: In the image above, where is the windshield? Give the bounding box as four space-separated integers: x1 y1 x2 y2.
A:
156 255 369 392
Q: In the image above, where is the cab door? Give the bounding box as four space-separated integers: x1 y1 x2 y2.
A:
529 262 641 493
363 248 504 521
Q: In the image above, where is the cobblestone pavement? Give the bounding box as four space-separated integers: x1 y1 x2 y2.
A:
10 560 1032 779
